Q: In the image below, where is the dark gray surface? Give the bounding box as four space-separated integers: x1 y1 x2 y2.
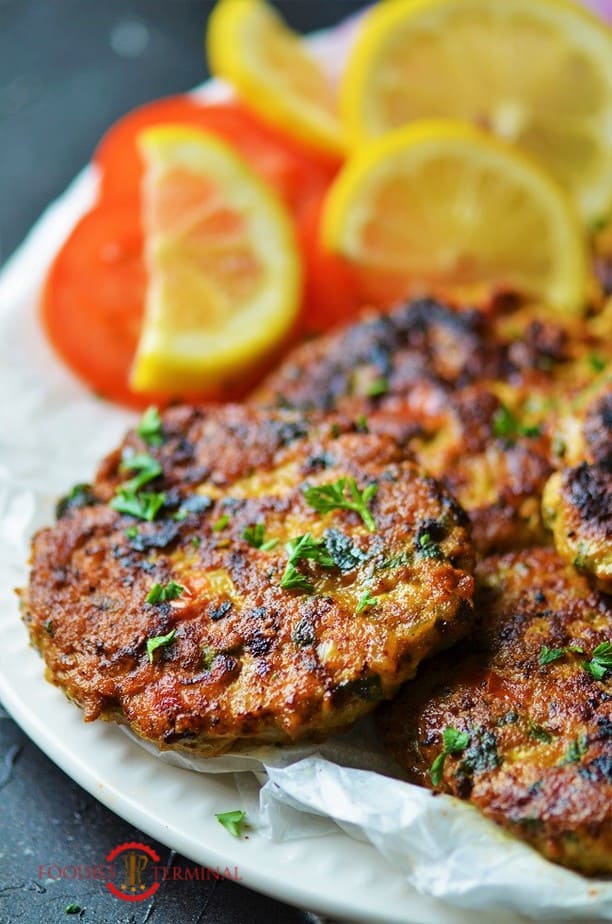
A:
0 2 364 922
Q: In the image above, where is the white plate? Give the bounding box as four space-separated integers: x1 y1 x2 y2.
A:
0 19 604 923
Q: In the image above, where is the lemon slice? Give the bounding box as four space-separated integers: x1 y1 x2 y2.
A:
321 120 588 312
130 126 301 393
207 0 343 156
341 0 612 223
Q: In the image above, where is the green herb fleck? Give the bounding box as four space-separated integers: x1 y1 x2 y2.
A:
215 809 246 837
202 646 218 670
356 589 380 613
539 644 583 666
138 406 163 446
528 723 553 744
213 514 230 532
583 641 612 681
44 618 54 636
563 734 588 764
303 477 378 532
64 904 81 915
111 489 166 522
280 563 314 592
146 581 184 605
492 404 541 440
125 526 139 539
355 415 369 433
588 353 606 373
120 451 163 493
416 531 443 560
280 533 335 593
191 536 201 549
366 377 388 397
430 727 470 786
146 629 176 663
243 523 278 551
174 507 189 521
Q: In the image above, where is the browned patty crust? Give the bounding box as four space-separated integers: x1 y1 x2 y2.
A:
378 548 612 875
23 405 475 756
543 463 612 594
253 298 610 554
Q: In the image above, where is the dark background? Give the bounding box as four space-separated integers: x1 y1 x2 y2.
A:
0 2 364 922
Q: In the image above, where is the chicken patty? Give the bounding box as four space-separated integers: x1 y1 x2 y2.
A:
543 464 612 594
254 297 610 553
23 405 475 756
378 548 612 875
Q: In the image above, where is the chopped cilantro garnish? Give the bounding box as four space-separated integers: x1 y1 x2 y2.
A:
539 644 583 666
280 563 314 592
430 727 470 786
280 533 335 592
588 353 606 373
111 489 166 521
492 404 541 440
125 526 139 539
64 904 81 915
146 581 184 605
356 589 380 613
120 451 163 493
215 809 246 838
173 507 189 522
138 406 163 446
243 522 278 551
416 531 444 560
529 724 553 744
366 377 389 397
146 629 176 662
303 477 378 532
191 536 201 549
583 641 612 681
213 514 230 532
355 414 369 433
286 533 335 567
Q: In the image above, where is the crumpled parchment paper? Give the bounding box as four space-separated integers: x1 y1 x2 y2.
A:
1 7 610 921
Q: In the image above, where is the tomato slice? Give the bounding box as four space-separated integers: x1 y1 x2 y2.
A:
43 98 357 408
40 203 158 408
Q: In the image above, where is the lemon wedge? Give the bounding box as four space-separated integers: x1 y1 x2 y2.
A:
130 126 301 394
321 120 588 312
207 0 343 156
341 0 612 223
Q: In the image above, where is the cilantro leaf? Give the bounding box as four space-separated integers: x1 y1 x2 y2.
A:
366 377 389 397
146 629 176 663
243 522 278 551
280 533 336 593
111 489 166 521
584 641 612 681
539 645 566 666
146 581 184 605
430 727 470 786
492 404 541 440
280 563 314 592
303 477 378 531
213 514 230 532
120 451 163 493
356 589 380 614
138 406 163 446
539 644 584 666
215 809 246 838
588 353 606 373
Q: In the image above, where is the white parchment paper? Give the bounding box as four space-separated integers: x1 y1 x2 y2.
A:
1 9 610 921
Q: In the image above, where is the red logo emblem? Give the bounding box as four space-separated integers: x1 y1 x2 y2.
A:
105 842 161 902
